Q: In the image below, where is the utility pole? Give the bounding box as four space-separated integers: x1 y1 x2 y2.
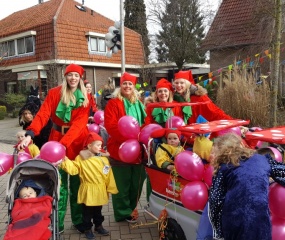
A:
120 0 125 73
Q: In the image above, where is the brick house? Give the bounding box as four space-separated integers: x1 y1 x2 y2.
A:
202 0 285 97
0 0 145 105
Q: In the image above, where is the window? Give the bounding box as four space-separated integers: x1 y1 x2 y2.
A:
0 31 36 58
86 32 107 55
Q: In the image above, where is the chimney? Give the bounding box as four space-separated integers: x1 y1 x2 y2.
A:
91 10 93 15
39 0 43 3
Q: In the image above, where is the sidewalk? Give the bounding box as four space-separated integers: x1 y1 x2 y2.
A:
0 117 159 240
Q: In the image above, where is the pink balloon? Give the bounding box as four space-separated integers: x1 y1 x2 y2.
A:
203 164 214 188
0 152 13 176
269 183 285 219
88 123 100 133
165 116 185 129
217 126 241 136
271 215 285 240
174 151 204 181
34 154 41 159
40 141 66 164
17 152 32 164
94 110 104 125
268 147 283 162
118 116 140 140
139 124 163 146
118 139 141 164
181 181 208 211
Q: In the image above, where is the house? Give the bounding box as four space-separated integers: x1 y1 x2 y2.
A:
0 0 145 103
202 0 285 96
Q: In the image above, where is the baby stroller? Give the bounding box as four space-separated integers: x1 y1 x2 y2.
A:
5 159 62 240
143 117 250 240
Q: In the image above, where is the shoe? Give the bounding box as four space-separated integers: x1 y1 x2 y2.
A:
95 226 109 236
84 230 95 239
125 216 138 223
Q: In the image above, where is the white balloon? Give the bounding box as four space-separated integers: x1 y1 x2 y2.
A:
105 39 114 48
105 32 114 41
112 45 119 54
114 21 121 29
108 26 119 34
106 50 112 58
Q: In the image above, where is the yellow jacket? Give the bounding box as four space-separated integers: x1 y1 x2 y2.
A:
155 143 184 168
60 151 118 206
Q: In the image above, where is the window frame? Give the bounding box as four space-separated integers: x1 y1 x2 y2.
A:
86 32 107 55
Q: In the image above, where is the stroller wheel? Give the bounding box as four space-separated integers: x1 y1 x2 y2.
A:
163 218 186 240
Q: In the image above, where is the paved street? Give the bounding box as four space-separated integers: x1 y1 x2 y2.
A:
0 117 159 240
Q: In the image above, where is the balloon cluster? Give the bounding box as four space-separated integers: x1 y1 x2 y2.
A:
174 151 209 211
88 111 105 134
105 21 121 58
269 183 285 239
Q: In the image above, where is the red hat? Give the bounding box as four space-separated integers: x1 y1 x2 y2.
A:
174 70 195 84
120 72 137 85
84 132 103 148
156 78 173 91
150 128 181 139
84 80 89 85
64 64 85 78
165 128 181 139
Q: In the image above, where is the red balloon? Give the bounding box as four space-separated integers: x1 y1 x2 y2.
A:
174 151 204 181
269 183 285 219
94 110 104 125
118 116 140 140
271 215 285 240
203 164 214 188
0 152 13 176
118 139 141 164
181 181 208 211
217 126 241 136
17 152 32 164
165 116 185 129
139 123 163 146
40 141 66 164
268 147 283 162
88 123 100 133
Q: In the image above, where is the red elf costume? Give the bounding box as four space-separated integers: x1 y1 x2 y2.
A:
104 72 146 222
25 64 90 233
173 70 233 124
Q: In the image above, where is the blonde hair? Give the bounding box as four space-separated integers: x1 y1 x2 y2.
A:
112 87 141 103
61 78 89 107
16 130 26 138
211 133 255 175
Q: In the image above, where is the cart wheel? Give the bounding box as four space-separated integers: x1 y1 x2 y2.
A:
163 218 186 240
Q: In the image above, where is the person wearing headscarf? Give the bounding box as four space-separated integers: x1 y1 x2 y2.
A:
17 63 91 233
104 72 146 223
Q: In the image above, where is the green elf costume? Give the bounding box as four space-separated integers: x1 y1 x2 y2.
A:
104 72 147 222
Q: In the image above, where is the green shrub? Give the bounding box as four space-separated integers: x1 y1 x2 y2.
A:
0 105 6 120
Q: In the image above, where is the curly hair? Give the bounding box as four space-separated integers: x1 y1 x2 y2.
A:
211 133 255 175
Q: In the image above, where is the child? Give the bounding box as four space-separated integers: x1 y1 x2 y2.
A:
209 133 285 240
60 132 118 240
15 130 40 158
154 128 184 170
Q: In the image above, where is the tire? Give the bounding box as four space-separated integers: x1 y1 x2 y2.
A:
163 218 186 240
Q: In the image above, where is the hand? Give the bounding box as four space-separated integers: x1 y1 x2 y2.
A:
167 165 175 171
17 135 32 151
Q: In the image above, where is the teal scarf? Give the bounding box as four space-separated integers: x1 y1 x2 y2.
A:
123 99 146 126
56 89 85 123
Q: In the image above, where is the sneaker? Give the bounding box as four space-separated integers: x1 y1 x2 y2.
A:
125 216 138 223
95 226 109 236
84 230 95 239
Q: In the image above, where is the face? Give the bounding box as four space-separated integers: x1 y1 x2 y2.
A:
174 79 187 94
22 110 33 123
66 72 81 91
167 133 180 147
156 88 170 102
121 81 135 98
17 132 25 141
85 83 92 94
88 140 102 154
19 187 37 199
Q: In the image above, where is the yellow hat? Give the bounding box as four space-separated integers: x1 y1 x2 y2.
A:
193 136 213 161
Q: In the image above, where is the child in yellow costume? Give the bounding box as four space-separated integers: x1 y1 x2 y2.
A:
60 132 118 240
15 130 40 158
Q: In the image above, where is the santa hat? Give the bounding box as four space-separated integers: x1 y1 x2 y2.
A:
84 80 90 85
174 70 195 85
156 78 173 91
64 64 85 78
151 128 181 139
120 72 137 85
84 132 103 148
